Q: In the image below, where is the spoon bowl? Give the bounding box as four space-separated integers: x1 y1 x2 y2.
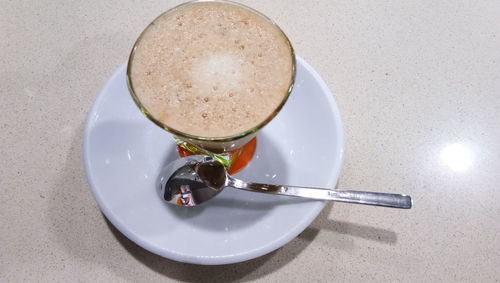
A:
159 156 225 206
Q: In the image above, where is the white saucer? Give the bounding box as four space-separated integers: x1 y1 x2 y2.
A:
83 57 344 265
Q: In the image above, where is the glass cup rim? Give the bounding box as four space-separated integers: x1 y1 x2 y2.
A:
126 0 297 143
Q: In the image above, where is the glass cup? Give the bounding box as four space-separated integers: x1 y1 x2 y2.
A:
127 0 296 174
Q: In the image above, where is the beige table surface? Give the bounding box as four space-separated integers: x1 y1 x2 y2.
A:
2 0 500 282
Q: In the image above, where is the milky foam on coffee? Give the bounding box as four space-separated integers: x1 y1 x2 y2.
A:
129 1 294 138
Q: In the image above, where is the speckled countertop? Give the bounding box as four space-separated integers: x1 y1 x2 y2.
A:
1 0 499 282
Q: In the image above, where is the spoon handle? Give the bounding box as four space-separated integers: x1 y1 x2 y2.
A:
227 178 412 209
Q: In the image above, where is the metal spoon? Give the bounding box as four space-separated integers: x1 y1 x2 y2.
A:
158 155 412 208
